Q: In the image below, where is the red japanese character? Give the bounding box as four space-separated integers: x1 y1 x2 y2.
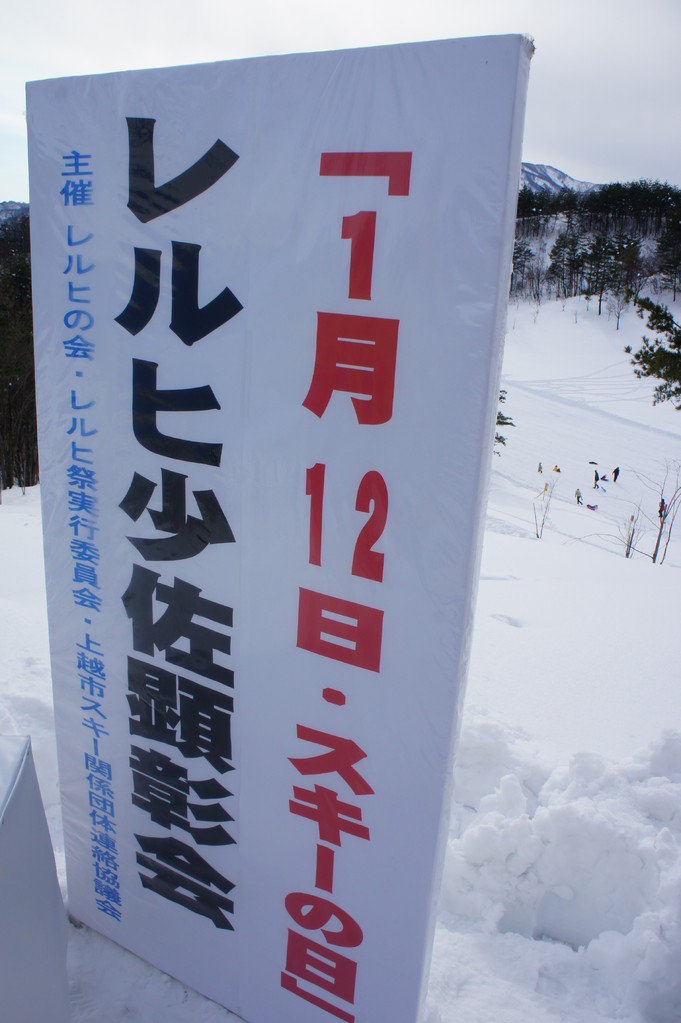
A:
289 784 369 846
303 313 398 425
285 892 363 947
319 151 412 196
282 929 357 1022
297 587 383 673
290 725 374 796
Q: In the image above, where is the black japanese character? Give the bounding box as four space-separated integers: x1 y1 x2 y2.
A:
136 834 235 929
132 359 222 466
122 566 233 687
125 117 238 223
116 243 242 344
127 658 234 772
130 745 233 845
120 469 235 561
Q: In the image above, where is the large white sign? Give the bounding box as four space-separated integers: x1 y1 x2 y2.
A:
27 36 531 1023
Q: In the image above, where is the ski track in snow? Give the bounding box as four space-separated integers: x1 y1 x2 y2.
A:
2 296 681 1022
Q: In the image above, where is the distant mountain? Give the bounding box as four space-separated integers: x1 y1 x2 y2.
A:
0 201 28 225
521 163 599 195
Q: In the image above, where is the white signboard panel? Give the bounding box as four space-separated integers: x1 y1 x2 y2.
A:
27 36 531 1023
0 737 70 1023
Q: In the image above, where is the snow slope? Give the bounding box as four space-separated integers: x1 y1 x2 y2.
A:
1 295 680 1022
520 163 598 194
426 297 681 1023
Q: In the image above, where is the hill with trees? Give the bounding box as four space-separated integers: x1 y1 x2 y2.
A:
1 174 681 490
511 178 681 420
512 179 681 313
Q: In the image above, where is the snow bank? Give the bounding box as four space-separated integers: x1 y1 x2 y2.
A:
424 297 681 1023
436 716 681 1022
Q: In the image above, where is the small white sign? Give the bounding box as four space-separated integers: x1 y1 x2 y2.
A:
0 737 70 1023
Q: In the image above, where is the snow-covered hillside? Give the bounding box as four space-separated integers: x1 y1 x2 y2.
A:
0 200 28 224
1 295 680 1022
521 162 598 194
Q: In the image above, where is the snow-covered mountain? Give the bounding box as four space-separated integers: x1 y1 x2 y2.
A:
521 162 599 195
0 200 28 225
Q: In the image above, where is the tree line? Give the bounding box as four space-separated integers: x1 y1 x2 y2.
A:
512 179 681 320
516 179 681 238
0 212 37 492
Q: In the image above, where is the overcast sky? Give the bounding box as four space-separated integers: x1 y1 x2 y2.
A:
2 0 680 202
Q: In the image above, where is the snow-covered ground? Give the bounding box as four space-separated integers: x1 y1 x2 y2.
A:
1 294 680 1022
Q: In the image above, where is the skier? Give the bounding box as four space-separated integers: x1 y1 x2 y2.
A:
538 461 543 474
613 466 620 482
594 469 600 489
575 488 583 505
553 464 561 473
659 497 666 520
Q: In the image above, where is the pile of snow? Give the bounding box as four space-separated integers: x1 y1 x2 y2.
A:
431 719 681 1023
1 294 680 1021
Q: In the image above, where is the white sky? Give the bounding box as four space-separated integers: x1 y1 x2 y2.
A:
2 0 681 202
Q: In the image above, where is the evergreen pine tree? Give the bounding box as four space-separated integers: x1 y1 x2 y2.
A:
625 298 681 408
656 221 681 301
494 390 515 451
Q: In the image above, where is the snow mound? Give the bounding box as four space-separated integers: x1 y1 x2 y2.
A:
437 716 681 1021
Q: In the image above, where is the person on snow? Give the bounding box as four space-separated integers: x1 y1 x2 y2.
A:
553 464 561 473
575 488 583 505
594 469 600 489
613 466 620 482
659 497 666 520
538 461 543 474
